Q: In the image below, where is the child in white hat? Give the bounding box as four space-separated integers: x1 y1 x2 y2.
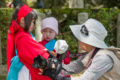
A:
58 18 120 80
39 17 71 79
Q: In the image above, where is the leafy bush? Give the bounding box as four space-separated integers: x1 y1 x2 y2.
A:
0 8 13 64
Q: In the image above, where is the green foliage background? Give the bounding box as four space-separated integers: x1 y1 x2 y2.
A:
0 8 120 64
0 8 13 64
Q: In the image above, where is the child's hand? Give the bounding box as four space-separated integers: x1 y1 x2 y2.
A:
50 51 57 57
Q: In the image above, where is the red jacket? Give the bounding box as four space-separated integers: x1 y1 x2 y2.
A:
8 27 52 80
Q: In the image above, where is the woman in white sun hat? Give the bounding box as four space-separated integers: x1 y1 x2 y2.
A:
58 18 120 80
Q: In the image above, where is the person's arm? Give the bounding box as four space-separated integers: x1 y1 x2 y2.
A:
71 54 114 80
61 55 86 76
64 51 71 64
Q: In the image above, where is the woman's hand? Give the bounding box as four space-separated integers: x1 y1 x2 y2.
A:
38 69 43 75
38 63 55 75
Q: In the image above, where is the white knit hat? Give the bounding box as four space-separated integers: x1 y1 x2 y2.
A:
41 17 58 35
69 18 108 48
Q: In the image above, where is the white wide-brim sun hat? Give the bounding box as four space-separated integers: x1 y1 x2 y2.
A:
69 18 108 48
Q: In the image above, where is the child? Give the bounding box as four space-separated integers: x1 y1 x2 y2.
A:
7 4 53 80
39 17 71 78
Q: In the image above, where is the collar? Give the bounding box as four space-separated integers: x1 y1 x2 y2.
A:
82 48 95 67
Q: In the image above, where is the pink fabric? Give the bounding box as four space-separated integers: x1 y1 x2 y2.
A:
41 17 58 34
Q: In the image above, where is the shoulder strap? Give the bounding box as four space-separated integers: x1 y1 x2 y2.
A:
67 52 87 58
91 48 100 59
85 48 100 69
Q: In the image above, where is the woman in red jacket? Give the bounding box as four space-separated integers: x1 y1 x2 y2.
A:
7 4 52 80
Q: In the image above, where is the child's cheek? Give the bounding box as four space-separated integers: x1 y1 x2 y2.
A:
51 34 56 39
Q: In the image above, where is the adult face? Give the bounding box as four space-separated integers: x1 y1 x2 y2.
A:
78 40 94 52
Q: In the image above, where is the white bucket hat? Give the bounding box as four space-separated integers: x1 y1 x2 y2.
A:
69 18 108 48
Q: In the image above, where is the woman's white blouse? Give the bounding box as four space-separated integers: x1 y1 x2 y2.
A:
63 54 114 80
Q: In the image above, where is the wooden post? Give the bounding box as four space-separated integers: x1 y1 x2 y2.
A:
0 65 7 76
78 12 88 53
33 9 46 42
0 31 2 65
117 13 120 48
69 0 84 8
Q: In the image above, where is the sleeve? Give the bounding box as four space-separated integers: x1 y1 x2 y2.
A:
64 51 71 64
71 54 114 80
61 56 85 76
16 35 50 65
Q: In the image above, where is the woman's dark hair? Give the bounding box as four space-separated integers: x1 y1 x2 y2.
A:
24 10 37 31
10 4 37 32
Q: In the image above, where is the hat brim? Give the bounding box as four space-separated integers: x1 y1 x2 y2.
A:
69 25 108 48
